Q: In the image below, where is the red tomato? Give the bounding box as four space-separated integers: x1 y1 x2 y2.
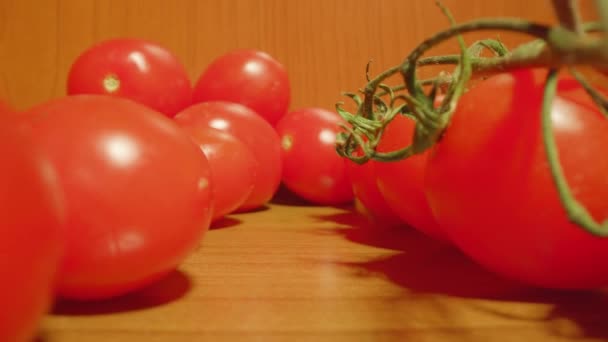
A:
374 114 446 241
346 155 402 227
0 119 65 342
178 126 258 222
425 68 608 289
67 38 192 117
23 95 213 300
174 101 282 211
276 108 353 205
192 49 290 126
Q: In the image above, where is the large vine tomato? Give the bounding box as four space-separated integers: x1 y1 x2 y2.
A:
67 38 192 117
425 68 608 289
0 118 65 342
23 95 213 300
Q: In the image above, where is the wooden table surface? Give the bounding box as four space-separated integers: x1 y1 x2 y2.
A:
40 190 608 342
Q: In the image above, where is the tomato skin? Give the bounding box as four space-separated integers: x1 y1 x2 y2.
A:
425 69 608 289
0 118 65 342
178 126 258 222
67 38 192 117
23 95 213 300
374 114 446 241
276 108 353 205
174 101 282 211
346 157 402 227
192 49 290 126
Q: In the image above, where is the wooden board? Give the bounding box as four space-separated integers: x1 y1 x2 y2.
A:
40 190 608 341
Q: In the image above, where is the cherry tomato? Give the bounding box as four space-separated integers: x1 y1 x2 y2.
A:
23 95 213 300
67 38 192 117
374 114 446 241
345 154 402 227
276 107 353 205
178 126 258 222
174 101 282 211
0 118 65 342
192 49 290 126
425 68 608 289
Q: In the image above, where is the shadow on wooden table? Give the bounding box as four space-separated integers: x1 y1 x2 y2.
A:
313 210 608 340
210 216 243 230
51 269 192 316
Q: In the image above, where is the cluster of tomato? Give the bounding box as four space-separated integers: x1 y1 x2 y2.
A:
0 38 358 342
350 67 608 291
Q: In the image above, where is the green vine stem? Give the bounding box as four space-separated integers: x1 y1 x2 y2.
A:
541 69 608 236
336 0 608 236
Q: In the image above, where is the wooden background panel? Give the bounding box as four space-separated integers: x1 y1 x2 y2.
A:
0 0 597 112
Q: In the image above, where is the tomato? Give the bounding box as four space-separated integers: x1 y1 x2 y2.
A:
374 114 446 241
345 155 403 227
178 125 258 222
276 107 353 205
192 49 290 126
67 38 192 117
424 68 608 289
0 118 65 342
174 101 282 211
23 95 213 300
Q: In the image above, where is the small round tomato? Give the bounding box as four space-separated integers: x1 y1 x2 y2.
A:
0 118 65 342
192 49 290 126
174 101 282 211
374 114 446 241
276 107 353 205
23 95 212 300
178 126 258 222
425 68 608 289
67 38 192 117
345 154 402 227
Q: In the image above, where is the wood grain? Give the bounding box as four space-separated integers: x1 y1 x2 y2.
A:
39 190 608 341
0 0 597 112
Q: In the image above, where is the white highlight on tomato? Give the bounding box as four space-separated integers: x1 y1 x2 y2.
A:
318 129 335 144
116 230 145 254
103 134 140 168
209 118 229 130
552 98 584 132
128 51 150 72
243 60 263 75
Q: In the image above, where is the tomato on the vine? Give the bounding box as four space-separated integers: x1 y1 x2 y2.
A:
174 101 282 211
67 38 192 117
374 114 446 241
23 95 213 300
425 68 608 289
276 107 353 205
0 118 65 342
345 155 403 227
192 49 290 126
178 125 258 222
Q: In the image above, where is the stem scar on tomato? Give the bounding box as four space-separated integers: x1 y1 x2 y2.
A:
103 74 121 93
